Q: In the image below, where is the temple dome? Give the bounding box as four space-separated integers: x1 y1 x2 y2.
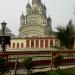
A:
26 2 31 9
47 16 51 22
20 12 25 20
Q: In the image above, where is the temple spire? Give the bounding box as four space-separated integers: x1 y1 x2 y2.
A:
22 11 23 15
32 0 41 5
28 0 29 3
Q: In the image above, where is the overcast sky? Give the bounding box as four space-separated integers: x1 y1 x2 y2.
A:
0 0 74 35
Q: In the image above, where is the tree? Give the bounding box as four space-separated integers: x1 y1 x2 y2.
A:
0 57 8 75
53 54 63 70
21 57 33 75
55 20 74 49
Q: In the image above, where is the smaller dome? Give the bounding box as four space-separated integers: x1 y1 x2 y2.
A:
20 12 25 20
47 16 51 22
68 19 72 26
43 4 46 10
26 2 31 8
0 27 15 38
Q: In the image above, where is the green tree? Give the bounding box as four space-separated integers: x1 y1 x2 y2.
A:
55 20 74 49
21 57 33 75
53 54 63 70
0 57 8 75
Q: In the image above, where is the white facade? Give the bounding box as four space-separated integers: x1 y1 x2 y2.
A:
7 36 60 51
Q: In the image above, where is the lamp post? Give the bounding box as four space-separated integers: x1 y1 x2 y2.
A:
1 21 7 51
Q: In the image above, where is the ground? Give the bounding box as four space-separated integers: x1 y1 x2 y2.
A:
15 67 75 75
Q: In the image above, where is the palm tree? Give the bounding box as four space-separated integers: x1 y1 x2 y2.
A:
55 20 74 49
21 57 33 75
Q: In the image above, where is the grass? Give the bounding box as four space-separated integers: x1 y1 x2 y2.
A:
32 67 75 75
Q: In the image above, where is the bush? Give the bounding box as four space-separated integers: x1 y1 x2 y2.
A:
0 57 8 74
21 57 33 75
53 54 63 70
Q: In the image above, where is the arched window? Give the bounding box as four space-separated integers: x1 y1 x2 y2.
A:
50 39 53 46
13 43 15 48
31 40 34 48
36 40 39 48
40 40 44 48
17 43 19 48
21 43 24 48
45 40 48 48
26 40 30 47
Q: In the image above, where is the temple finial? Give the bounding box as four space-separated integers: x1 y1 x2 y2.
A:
22 11 23 15
28 0 29 3
49 13 50 18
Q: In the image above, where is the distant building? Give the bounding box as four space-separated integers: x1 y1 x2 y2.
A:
0 27 15 38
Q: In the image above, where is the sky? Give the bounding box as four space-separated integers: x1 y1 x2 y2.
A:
0 0 74 35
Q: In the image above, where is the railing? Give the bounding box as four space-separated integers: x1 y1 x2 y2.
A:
0 50 75 69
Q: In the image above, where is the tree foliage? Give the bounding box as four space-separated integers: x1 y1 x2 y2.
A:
53 54 63 70
21 57 33 75
55 21 74 49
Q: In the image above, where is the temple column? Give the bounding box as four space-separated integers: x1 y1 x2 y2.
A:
53 39 55 46
30 39 31 48
44 39 45 48
34 39 36 48
39 39 40 48
48 39 50 48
